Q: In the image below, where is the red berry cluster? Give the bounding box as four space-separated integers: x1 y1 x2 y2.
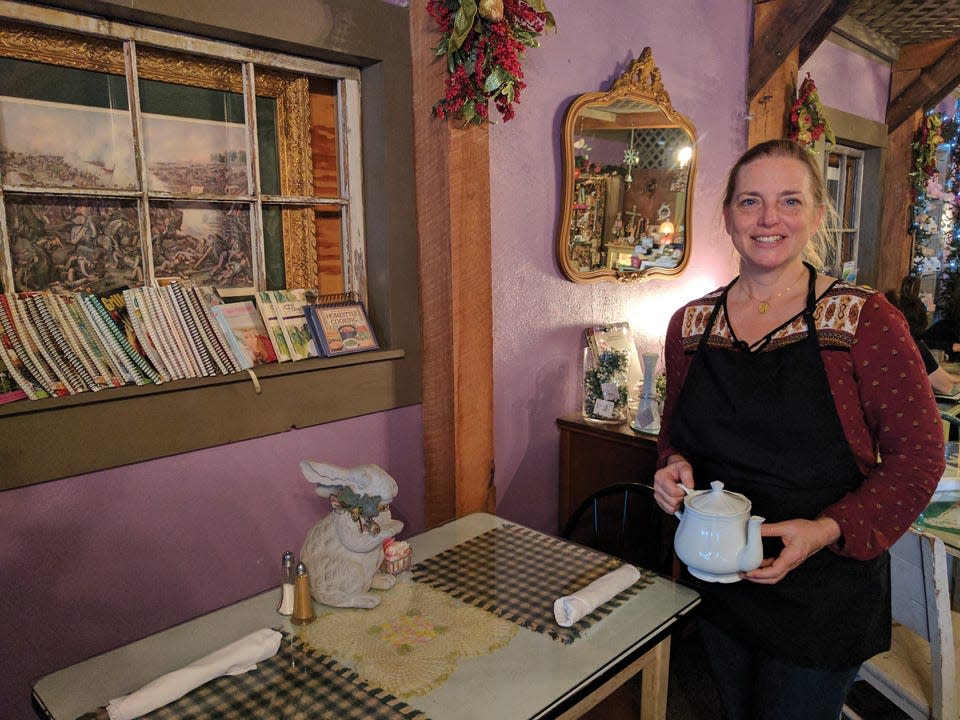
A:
427 0 552 125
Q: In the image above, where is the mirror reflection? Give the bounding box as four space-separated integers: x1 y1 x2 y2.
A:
558 48 696 283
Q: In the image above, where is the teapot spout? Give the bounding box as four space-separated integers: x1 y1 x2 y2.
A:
737 515 765 572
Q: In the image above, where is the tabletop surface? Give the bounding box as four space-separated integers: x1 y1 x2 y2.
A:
33 513 700 720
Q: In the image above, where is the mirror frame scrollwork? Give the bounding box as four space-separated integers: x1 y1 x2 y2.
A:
557 48 697 283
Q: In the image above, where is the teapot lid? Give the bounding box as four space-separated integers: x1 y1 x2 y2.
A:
686 481 751 516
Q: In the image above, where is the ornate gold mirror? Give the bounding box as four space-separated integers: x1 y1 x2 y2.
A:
557 48 697 283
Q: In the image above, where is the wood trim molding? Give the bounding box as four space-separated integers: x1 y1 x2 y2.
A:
409 4 496 527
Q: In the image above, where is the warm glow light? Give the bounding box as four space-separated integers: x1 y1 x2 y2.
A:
657 221 675 236
677 146 693 167
626 275 720 350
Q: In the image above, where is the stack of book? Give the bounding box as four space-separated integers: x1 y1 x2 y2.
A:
0 283 380 406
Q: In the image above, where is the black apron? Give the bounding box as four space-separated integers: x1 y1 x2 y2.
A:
669 264 890 670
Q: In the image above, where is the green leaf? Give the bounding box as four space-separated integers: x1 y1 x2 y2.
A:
483 67 508 93
449 0 478 55
461 99 477 125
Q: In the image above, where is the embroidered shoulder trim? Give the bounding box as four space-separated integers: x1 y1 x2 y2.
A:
679 280 872 353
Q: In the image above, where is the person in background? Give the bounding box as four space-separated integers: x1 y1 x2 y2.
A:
652 139 943 720
923 275 960 361
886 275 960 396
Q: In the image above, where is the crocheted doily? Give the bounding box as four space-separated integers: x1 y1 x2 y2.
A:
298 580 518 697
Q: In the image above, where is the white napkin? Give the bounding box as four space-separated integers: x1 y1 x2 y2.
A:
106 628 282 720
553 564 642 627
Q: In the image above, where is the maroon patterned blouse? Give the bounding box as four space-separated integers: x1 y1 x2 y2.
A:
657 279 944 560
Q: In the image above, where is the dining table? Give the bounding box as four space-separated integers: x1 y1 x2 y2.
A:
32 512 700 720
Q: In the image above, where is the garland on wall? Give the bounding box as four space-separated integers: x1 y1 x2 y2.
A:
426 0 555 125
788 73 835 148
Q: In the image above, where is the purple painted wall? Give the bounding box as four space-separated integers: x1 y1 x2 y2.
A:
2 405 423 716
489 0 752 534
801 40 890 123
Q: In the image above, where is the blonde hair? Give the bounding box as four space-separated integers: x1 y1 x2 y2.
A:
722 139 841 272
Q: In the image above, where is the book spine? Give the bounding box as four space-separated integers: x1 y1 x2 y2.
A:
154 287 196 379
173 282 222 376
78 293 144 385
49 294 112 389
303 304 327 358
123 288 172 382
144 287 188 380
165 284 213 377
34 293 102 391
255 291 291 362
186 286 239 374
63 293 126 388
19 294 84 394
0 294 61 396
270 290 300 361
90 295 162 385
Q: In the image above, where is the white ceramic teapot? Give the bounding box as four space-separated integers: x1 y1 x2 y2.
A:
673 480 765 583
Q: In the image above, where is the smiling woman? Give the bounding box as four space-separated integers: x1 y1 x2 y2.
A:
652 138 943 720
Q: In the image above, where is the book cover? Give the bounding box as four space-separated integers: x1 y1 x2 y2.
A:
97 286 150 360
272 289 320 360
192 286 244 374
304 301 379 357
209 305 252 370
210 300 278 367
181 284 237 375
254 291 291 362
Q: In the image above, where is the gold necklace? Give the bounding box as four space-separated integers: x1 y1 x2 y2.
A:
738 270 804 314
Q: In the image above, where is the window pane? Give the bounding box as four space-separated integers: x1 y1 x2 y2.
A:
139 79 249 195
7 196 141 293
843 156 859 229
825 152 842 210
256 96 280 196
262 204 285 290
310 78 339 198
315 206 343 294
0 57 135 190
150 201 252 289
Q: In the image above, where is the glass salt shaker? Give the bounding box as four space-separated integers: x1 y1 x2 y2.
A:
276 551 295 615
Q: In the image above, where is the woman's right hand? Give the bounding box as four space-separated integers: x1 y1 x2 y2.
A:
653 454 694 515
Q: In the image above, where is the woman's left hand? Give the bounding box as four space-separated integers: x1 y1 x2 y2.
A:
740 517 841 584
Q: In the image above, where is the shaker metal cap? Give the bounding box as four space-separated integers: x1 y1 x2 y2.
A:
281 551 294 566
686 481 751 515
295 561 308 576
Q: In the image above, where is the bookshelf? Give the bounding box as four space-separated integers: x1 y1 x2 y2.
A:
0 349 411 490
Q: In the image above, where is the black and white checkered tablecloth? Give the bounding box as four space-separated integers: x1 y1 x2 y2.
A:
411 524 655 644
75 633 427 720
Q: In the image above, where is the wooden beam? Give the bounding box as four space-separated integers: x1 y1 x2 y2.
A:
747 0 835 102
876 119 915 294
409 4 496 527
887 38 960 132
799 0 853 66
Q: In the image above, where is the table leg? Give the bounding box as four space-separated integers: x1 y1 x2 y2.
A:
639 635 670 720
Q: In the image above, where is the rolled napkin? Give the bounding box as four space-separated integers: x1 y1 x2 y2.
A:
553 564 642 627
105 628 282 720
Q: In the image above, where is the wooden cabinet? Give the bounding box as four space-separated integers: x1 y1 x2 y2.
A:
557 414 677 576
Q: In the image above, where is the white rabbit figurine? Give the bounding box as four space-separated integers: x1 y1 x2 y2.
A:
299 460 404 608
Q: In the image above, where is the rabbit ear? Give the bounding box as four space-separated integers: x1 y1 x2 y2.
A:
350 464 398 502
300 460 347 498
